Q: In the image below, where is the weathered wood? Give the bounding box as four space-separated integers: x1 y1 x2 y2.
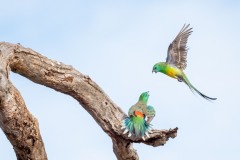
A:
0 43 47 160
0 42 177 160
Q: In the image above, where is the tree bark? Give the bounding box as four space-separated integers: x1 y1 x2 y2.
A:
0 42 177 160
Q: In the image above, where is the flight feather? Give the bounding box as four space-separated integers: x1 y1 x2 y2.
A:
166 24 193 70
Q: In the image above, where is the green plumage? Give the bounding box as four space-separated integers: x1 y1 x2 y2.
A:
152 24 217 101
121 92 156 140
128 92 149 117
123 116 150 137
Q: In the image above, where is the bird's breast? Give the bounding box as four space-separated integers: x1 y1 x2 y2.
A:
134 111 144 118
165 65 181 79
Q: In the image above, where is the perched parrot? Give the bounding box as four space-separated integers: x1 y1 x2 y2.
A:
121 91 156 140
152 24 217 101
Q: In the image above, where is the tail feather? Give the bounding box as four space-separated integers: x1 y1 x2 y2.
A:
122 116 152 138
182 75 217 101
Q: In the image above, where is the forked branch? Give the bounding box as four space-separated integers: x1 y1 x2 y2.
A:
0 42 177 160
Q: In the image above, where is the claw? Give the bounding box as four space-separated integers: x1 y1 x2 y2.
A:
177 77 183 82
142 136 145 141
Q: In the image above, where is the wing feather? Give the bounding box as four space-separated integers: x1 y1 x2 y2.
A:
166 24 193 70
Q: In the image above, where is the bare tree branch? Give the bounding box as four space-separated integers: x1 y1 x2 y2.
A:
0 43 47 160
0 42 177 160
112 137 139 160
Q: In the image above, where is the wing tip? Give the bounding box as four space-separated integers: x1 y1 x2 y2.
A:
181 23 193 33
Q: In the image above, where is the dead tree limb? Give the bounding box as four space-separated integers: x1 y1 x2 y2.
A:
0 42 177 160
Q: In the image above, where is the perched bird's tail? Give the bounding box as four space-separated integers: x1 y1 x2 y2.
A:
121 111 152 140
181 74 217 101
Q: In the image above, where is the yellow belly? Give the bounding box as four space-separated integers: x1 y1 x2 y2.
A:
166 66 181 79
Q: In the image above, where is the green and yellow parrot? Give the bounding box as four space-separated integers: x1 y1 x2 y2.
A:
121 92 156 140
152 24 216 101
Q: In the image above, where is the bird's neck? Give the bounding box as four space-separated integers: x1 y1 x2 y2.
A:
138 99 148 104
158 62 169 73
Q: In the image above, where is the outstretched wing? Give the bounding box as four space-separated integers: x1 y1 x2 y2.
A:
166 24 193 70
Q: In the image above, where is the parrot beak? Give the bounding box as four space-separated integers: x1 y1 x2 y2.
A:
152 69 156 73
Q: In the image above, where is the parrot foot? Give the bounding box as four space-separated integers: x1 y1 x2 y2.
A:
177 78 183 82
176 75 184 82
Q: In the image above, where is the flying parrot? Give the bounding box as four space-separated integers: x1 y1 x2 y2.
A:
121 91 156 140
152 24 217 101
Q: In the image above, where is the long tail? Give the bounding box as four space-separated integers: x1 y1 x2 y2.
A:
181 74 217 101
121 116 152 140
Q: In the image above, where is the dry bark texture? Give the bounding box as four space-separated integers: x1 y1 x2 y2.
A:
0 42 178 160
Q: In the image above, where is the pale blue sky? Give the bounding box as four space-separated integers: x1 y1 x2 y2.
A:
1 0 240 159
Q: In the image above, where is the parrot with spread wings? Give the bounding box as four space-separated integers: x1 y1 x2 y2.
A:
152 24 216 101
121 92 156 140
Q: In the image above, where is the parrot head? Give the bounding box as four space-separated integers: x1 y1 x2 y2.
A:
139 91 150 103
152 62 163 73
